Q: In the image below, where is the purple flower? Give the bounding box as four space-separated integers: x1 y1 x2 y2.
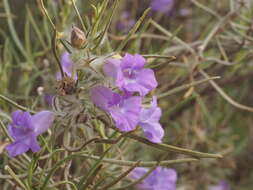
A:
139 96 164 143
103 54 158 96
44 94 54 105
129 167 177 190
209 181 231 190
6 110 54 157
116 11 135 33
150 0 174 14
56 52 77 80
90 86 142 131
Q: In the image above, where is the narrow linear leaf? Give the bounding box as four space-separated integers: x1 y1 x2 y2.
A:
116 8 150 52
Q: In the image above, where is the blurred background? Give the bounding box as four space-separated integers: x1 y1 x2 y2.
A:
0 0 253 189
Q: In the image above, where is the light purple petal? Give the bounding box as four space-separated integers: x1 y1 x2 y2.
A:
57 52 77 80
139 96 164 143
19 112 33 130
109 109 136 131
103 58 122 79
6 134 41 157
135 69 158 95
6 110 52 157
56 72 62 80
104 54 157 96
44 94 54 105
61 52 73 75
129 167 149 179
29 135 41 152
151 0 174 13
7 124 15 140
109 96 142 131
122 68 157 96
129 167 177 190
11 110 23 123
140 97 161 122
103 58 124 87
141 122 164 143
8 111 33 140
161 168 177 183
6 141 29 157
121 53 146 70
32 111 55 136
90 86 119 111
90 86 142 132
21 133 41 152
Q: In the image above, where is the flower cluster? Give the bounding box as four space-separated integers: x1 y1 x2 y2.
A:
90 53 164 143
6 110 54 157
129 167 177 190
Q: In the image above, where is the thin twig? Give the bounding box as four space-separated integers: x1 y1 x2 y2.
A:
80 153 198 167
199 69 253 112
191 0 221 19
39 0 56 30
70 0 87 33
0 94 36 114
52 30 64 78
157 76 220 99
98 161 140 189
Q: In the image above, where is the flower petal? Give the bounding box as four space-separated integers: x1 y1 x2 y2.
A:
162 168 177 183
6 141 29 157
109 96 141 131
103 58 122 79
32 111 54 136
44 94 54 105
11 110 23 123
141 122 164 143
139 96 164 143
123 68 157 96
90 86 119 111
140 97 161 122
151 0 174 13
136 68 158 96
57 52 77 80
29 135 41 152
121 54 146 70
129 167 177 190
8 111 33 140
129 167 149 179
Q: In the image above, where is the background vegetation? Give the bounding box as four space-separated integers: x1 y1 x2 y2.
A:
0 0 253 189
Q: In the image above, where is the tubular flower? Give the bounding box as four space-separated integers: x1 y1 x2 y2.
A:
90 86 142 131
56 52 77 80
6 110 54 157
139 96 164 143
103 53 158 96
129 167 177 190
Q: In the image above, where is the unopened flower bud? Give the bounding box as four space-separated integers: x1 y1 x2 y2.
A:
71 26 86 49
